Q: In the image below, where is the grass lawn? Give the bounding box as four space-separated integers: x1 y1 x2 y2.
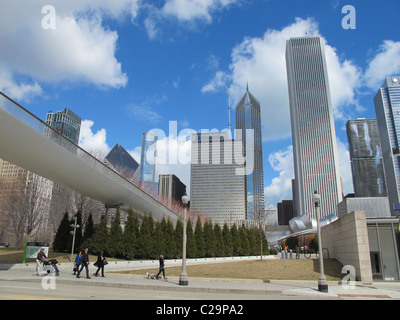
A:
115 259 344 281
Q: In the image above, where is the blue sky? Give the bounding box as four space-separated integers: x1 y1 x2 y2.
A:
1 0 400 208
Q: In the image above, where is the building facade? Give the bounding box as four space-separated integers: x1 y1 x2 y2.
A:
139 132 158 198
374 76 400 215
235 87 265 220
277 200 294 225
45 108 81 144
190 132 246 226
158 174 186 206
346 119 387 197
285 35 342 218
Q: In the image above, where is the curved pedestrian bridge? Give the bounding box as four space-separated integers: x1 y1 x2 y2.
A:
0 92 179 224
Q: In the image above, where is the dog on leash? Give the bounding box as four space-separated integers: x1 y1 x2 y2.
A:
146 272 158 279
146 272 167 280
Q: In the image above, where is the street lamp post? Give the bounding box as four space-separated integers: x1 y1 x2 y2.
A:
70 216 80 263
313 191 328 293
179 193 189 286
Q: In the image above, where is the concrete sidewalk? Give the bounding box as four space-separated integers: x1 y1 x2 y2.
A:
1 261 400 299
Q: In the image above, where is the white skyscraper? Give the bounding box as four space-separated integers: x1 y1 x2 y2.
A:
374 76 400 215
285 35 342 219
190 132 246 226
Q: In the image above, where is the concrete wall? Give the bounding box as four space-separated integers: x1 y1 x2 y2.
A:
322 210 373 284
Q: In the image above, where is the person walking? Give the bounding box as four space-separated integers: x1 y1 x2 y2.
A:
94 251 106 277
77 248 90 279
73 251 82 275
296 246 300 259
156 255 166 280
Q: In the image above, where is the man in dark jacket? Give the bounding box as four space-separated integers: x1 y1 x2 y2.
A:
156 255 166 280
76 248 91 279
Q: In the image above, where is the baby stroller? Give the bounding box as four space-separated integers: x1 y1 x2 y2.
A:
43 259 60 276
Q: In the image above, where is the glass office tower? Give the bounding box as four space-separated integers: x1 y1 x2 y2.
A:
235 86 265 220
286 35 342 219
346 119 387 197
46 108 81 144
139 132 158 198
374 76 400 215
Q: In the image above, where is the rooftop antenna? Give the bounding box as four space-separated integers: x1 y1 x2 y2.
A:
228 85 231 138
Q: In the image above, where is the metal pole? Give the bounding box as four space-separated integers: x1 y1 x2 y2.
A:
179 204 188 285
70 216 77 263
315 201 328 292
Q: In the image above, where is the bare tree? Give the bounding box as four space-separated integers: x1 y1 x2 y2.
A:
1 172 52 247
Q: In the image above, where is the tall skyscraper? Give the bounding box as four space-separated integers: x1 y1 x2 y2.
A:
139 132 158 198
235 86 265 220
285 35 342 219
45 108 81 144
374 76 400 214
346 119 387 197
190 132 246 226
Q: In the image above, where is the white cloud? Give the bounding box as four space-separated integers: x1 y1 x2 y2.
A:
128 146 142 164
0 68 43 102
264 146 294 207
324 43 363 119
364 40 400 90
0 1 138 101
161 0 239 22
201 71 231 93
126 96 166 124
144 0 241 39
144 16 159 39
127 105 163 124
204 17 362 141
79 120 110 159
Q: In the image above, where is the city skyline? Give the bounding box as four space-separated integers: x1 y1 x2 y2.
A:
1 1 400 208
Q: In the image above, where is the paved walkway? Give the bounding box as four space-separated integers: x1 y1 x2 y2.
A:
1 260 400 299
